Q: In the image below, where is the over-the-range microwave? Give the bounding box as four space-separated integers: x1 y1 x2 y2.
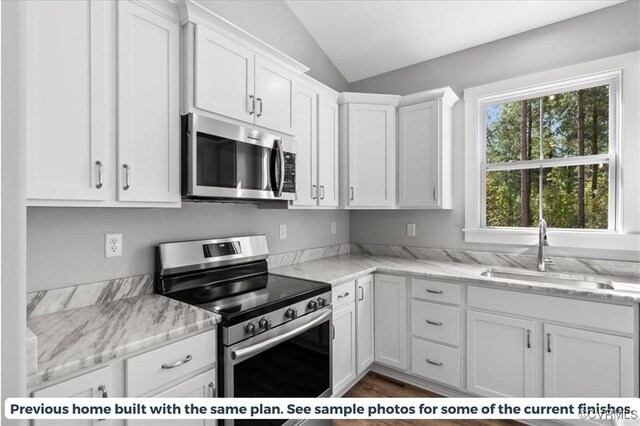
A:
181 113 296 201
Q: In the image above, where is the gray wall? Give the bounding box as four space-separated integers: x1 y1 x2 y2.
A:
26 0 350 291
349 1 640 262
198 0 348 92
28 204 349 291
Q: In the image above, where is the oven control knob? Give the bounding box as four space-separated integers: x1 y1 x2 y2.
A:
317 297 327 308
259 317 272 331
308 300 318 311
245 321 259 336
285 307 298 320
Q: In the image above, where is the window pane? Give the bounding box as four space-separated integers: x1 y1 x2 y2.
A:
486 100 540 163
486 169 540 228
542 85 609 159
542 164 609 229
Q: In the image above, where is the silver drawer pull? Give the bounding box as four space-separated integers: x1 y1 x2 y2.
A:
123 164 131 190
208 382 216 398
426 358 443 367
95 161 104 189
337 292 350 298
426 319 443 326
97 385 108 398
161 354 192 369
426 289 443 294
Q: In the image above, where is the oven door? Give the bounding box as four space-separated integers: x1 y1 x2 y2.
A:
223 307 332 426
184 114 295 200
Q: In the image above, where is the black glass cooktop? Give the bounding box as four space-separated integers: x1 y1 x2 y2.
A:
165 272 330 327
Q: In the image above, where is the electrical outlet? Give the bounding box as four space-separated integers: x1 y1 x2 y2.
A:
331 222 337 234
105 233 123 257
279 224 287 240
407 223 416 237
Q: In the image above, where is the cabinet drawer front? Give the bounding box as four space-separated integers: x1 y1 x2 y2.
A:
411 338 460 388
411 300 460 346
332 281 356 309
468 286 634 334
126 330 216 396
411 278 460 305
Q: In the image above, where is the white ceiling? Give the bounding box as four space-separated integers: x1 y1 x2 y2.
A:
285 1 625 83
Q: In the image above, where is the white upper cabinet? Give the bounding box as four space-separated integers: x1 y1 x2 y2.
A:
339 93 400 209
24 0 181 207
25 0 110 202
117 0 180 203
179 3 308 136
291 76 339 209
398 88 458 209
194 25 255 124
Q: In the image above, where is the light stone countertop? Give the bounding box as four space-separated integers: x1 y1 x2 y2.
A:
271 254 640 304
27 294 220 390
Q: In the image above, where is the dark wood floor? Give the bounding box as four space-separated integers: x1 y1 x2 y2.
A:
334 372 524 426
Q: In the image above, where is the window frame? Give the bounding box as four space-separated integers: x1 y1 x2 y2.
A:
479 72 619 231
463 52 640 251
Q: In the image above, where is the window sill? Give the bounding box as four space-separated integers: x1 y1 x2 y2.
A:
463 228 640 251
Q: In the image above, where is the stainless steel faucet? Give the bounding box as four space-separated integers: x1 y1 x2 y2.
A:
537 218 554 272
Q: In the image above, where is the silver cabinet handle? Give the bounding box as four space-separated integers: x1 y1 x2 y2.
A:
257 98 263 117
359 286 364 301
426 288 443 294
331 324 335 340
527 329 531 349
161 354 192 369
433 186 438 201
426 358 443 367
95 161 104 189
547 333 551 353
249 95 255 115
320 185 325 200
98 385 108 398
123 164 130 190
337 292 349 298
208 382 216 398
426 319 443 326
312 184 317 200
350 187 354 201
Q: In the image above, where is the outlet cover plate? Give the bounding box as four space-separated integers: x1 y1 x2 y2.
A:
331 222 337 234
279 224 287 240
407 223 416 237
105 233 123 258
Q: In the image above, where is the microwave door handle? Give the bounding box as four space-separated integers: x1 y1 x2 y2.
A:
231 309 331 363
274 139 285 197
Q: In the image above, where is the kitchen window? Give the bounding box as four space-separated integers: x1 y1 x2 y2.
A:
463 53 640 250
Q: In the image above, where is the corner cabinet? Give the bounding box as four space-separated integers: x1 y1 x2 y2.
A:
374 274 407 370
291 75 339 208
397 88 459 209
339 93 400 209
24 0 181 207
180 3 308 136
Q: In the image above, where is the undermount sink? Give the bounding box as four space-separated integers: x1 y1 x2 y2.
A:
480 268 616 290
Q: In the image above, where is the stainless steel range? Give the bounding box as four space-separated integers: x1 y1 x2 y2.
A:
155 235 332 426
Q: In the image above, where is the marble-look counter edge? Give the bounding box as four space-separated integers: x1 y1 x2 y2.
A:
271 255 640 304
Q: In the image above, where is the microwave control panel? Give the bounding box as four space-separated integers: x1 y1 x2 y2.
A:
283 152 296 194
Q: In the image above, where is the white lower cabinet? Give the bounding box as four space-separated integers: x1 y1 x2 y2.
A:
127 369 217 426
544 324 633 397
332 302 356 396
31 366 112 426
466 310 537 397
355 275 374 374
411 338 460 388
374 274 407 370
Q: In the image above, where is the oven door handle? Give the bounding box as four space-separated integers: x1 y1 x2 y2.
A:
231 309 332 363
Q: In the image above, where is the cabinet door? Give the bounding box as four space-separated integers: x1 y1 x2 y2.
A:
194 25 254 123
291 84 317 207
25 0 109 202
128 369 217 426
467 311 536 397
32 366 112 425
374 274 406 370
544 324 633 397
317 95 339 207
355 275 374 374
347 104 396 208
332 304 356 395
254 56 295 134
398 101 440 208
117 1 180 203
